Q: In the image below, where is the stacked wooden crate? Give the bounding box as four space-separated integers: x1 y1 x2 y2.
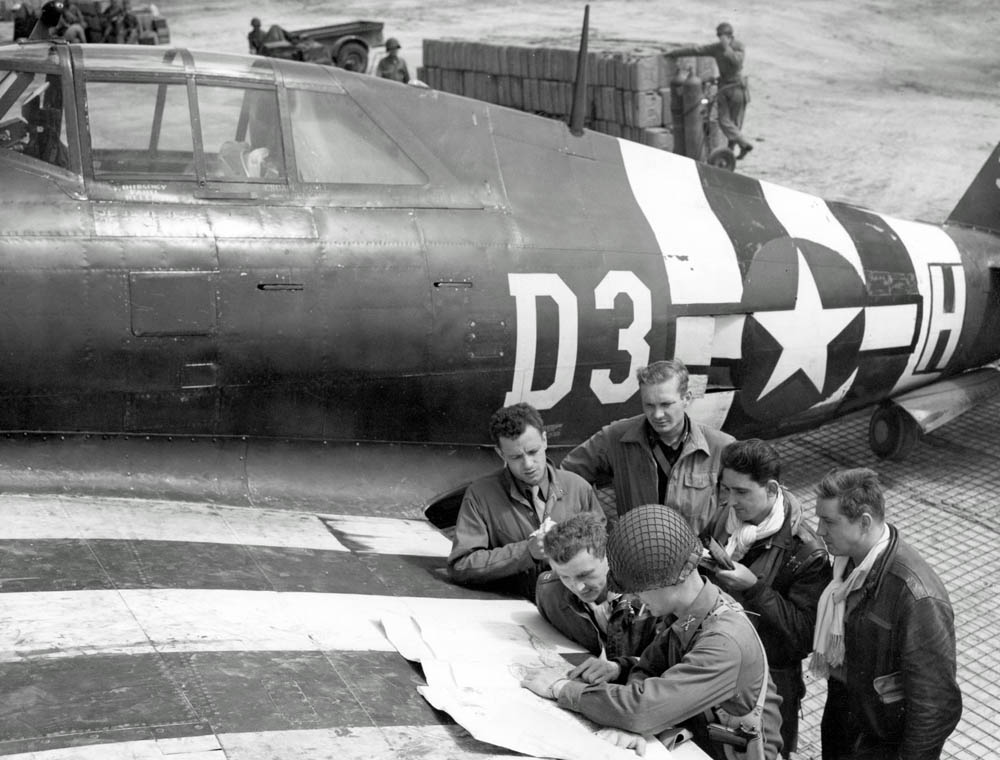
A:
418 40 716 152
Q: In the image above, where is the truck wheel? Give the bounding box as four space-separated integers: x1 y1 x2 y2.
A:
337 41 368 72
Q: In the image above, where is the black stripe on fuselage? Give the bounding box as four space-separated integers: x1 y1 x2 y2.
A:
697 164 789 275
0 539 487 599
826 201 920 406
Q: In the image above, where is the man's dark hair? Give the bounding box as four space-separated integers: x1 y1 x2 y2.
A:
488 402 544 445
543 512 607 564
635 359 689 394
721 439 781 485
816 467 885 522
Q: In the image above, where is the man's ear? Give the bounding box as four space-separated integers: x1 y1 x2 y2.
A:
859 511 873 532
765 480 780 499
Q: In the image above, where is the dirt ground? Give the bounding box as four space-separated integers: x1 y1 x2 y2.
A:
6 1 998 223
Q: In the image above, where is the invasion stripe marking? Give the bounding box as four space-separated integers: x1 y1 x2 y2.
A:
0 538 483 598
881 215 966 385
0 726 520 760
618 138 743 304
1 590 570 662
0 496 451 557
759 180 864 278
861 304 920 351
697 164 787 281
0 495 347 551
0 650 490 755
320 514 452 556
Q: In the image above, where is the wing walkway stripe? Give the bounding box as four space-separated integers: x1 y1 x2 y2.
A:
0 589 573 662
0 495 451 557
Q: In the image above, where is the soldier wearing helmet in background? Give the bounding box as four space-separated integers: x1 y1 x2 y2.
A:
377 37 410 83
522 504 783 759
665 21 754 160
247 17 264 54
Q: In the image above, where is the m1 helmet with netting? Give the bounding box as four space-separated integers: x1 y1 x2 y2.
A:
607 504 702 592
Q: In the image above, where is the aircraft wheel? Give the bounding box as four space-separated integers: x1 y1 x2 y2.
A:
868 403 920 460
337 41 368 72
707 147 736 172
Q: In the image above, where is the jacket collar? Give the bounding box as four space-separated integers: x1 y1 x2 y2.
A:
859 523 899 599
671 579 722 648
620 413 709 455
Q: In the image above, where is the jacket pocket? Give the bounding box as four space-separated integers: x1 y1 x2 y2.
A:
683 472 712 489
872 671 906 737
873 671 904 704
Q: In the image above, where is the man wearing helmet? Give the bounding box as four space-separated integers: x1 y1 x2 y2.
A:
523 504 783 759
535 512 660 674
664 21 754 160
247 17 264 55
377 38 410 83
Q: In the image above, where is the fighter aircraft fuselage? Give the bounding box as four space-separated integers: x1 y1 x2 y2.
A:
1 42 999 454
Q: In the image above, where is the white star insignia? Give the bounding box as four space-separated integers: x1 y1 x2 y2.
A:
753 248 862 399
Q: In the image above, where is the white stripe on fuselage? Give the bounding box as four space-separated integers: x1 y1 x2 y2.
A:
760 180 865 278
881 215 966 391
0 494 451 556
0 589 577 662
618 139 743 304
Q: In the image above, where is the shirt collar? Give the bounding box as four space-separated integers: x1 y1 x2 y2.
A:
644 414 690 451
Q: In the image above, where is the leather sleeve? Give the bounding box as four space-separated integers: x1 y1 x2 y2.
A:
898 595 962 759
741 546 831 661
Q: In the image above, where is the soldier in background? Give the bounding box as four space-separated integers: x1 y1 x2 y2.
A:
12 2 38 41
58 0 87 43
665 21 754 160
377 38 410 83
247 17 264 54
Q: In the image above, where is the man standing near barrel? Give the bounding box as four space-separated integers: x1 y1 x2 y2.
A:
665 22 754 160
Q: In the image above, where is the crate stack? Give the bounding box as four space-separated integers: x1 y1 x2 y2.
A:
418 40 717 152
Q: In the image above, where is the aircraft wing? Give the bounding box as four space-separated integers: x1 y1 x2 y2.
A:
1 490 714 760
0 492 544 758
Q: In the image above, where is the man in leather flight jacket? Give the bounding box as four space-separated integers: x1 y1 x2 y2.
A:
812 468 961 760
702 439 831 758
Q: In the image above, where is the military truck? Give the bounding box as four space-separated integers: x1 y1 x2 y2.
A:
257 20 384 72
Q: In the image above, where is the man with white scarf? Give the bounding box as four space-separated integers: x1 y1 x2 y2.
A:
812 468 961 760
700 439 831 759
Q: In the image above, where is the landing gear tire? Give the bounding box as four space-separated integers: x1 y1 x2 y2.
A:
707 147 737 172
337 41 368 72
868 403 921 460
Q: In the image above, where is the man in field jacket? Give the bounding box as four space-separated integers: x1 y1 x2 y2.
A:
561 359 733 534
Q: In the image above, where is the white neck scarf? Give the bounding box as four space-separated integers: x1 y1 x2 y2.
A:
810 524 890 677
724 488 785 562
